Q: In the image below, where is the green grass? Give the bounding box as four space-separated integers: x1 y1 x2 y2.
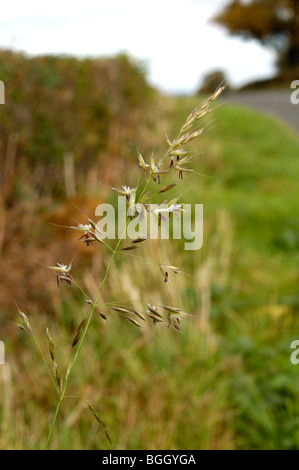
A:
2 96 299 450
175 98 299 311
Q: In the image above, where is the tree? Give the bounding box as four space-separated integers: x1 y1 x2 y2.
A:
213 0 299 70
197 70 230 94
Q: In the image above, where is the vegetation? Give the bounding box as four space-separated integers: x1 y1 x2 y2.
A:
197 70 231 95
0 49 157 197
1 50 299 450
213 0 299 72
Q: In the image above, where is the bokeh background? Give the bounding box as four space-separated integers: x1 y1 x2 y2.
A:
1 0 299 450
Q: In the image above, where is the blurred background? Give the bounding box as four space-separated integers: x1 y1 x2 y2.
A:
0 0 299 450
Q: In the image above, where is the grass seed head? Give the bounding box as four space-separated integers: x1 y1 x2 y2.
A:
53 360 61 390
138 151 148 171
72 313 89 348
46 327 55 361
15 301 33 335
111 306 131 314
158 183 177 194
125 316 142 328
146 304 163 318
132 309 146 321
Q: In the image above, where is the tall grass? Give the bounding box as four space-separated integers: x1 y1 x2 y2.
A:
9 85 226 449
2 83 299 450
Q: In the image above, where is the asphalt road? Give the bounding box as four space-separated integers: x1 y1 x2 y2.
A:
222 90 299 133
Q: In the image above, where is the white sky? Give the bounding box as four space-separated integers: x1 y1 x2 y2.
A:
0 0 277 94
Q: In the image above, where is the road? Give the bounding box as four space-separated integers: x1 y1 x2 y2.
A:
222 90 298 133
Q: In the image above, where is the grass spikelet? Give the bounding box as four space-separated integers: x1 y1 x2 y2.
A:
132 237 148 243
87 404 112 446
163 305 182 313
72 313 89 348
53 361 62 390
46 327 55 361
132 309 146 321
46 326 62 390
125 316 142 328
15 323 27 333
14 301 33 335
146 313 164 324
121 244 140 251
111 307 131 314
146 304 163 318
98 312 108 321
159 183 177 194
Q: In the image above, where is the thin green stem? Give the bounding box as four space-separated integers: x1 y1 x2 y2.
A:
45 396 63 449
137 174 151 204
33 335 60 396
71 279 93 301
44 232 125 450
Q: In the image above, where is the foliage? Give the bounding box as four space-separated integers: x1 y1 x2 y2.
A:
1 51 299 449
197 69 230 94
0 49 157 198
213 0 299 70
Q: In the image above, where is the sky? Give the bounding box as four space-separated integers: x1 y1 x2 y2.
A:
0 0 277 94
